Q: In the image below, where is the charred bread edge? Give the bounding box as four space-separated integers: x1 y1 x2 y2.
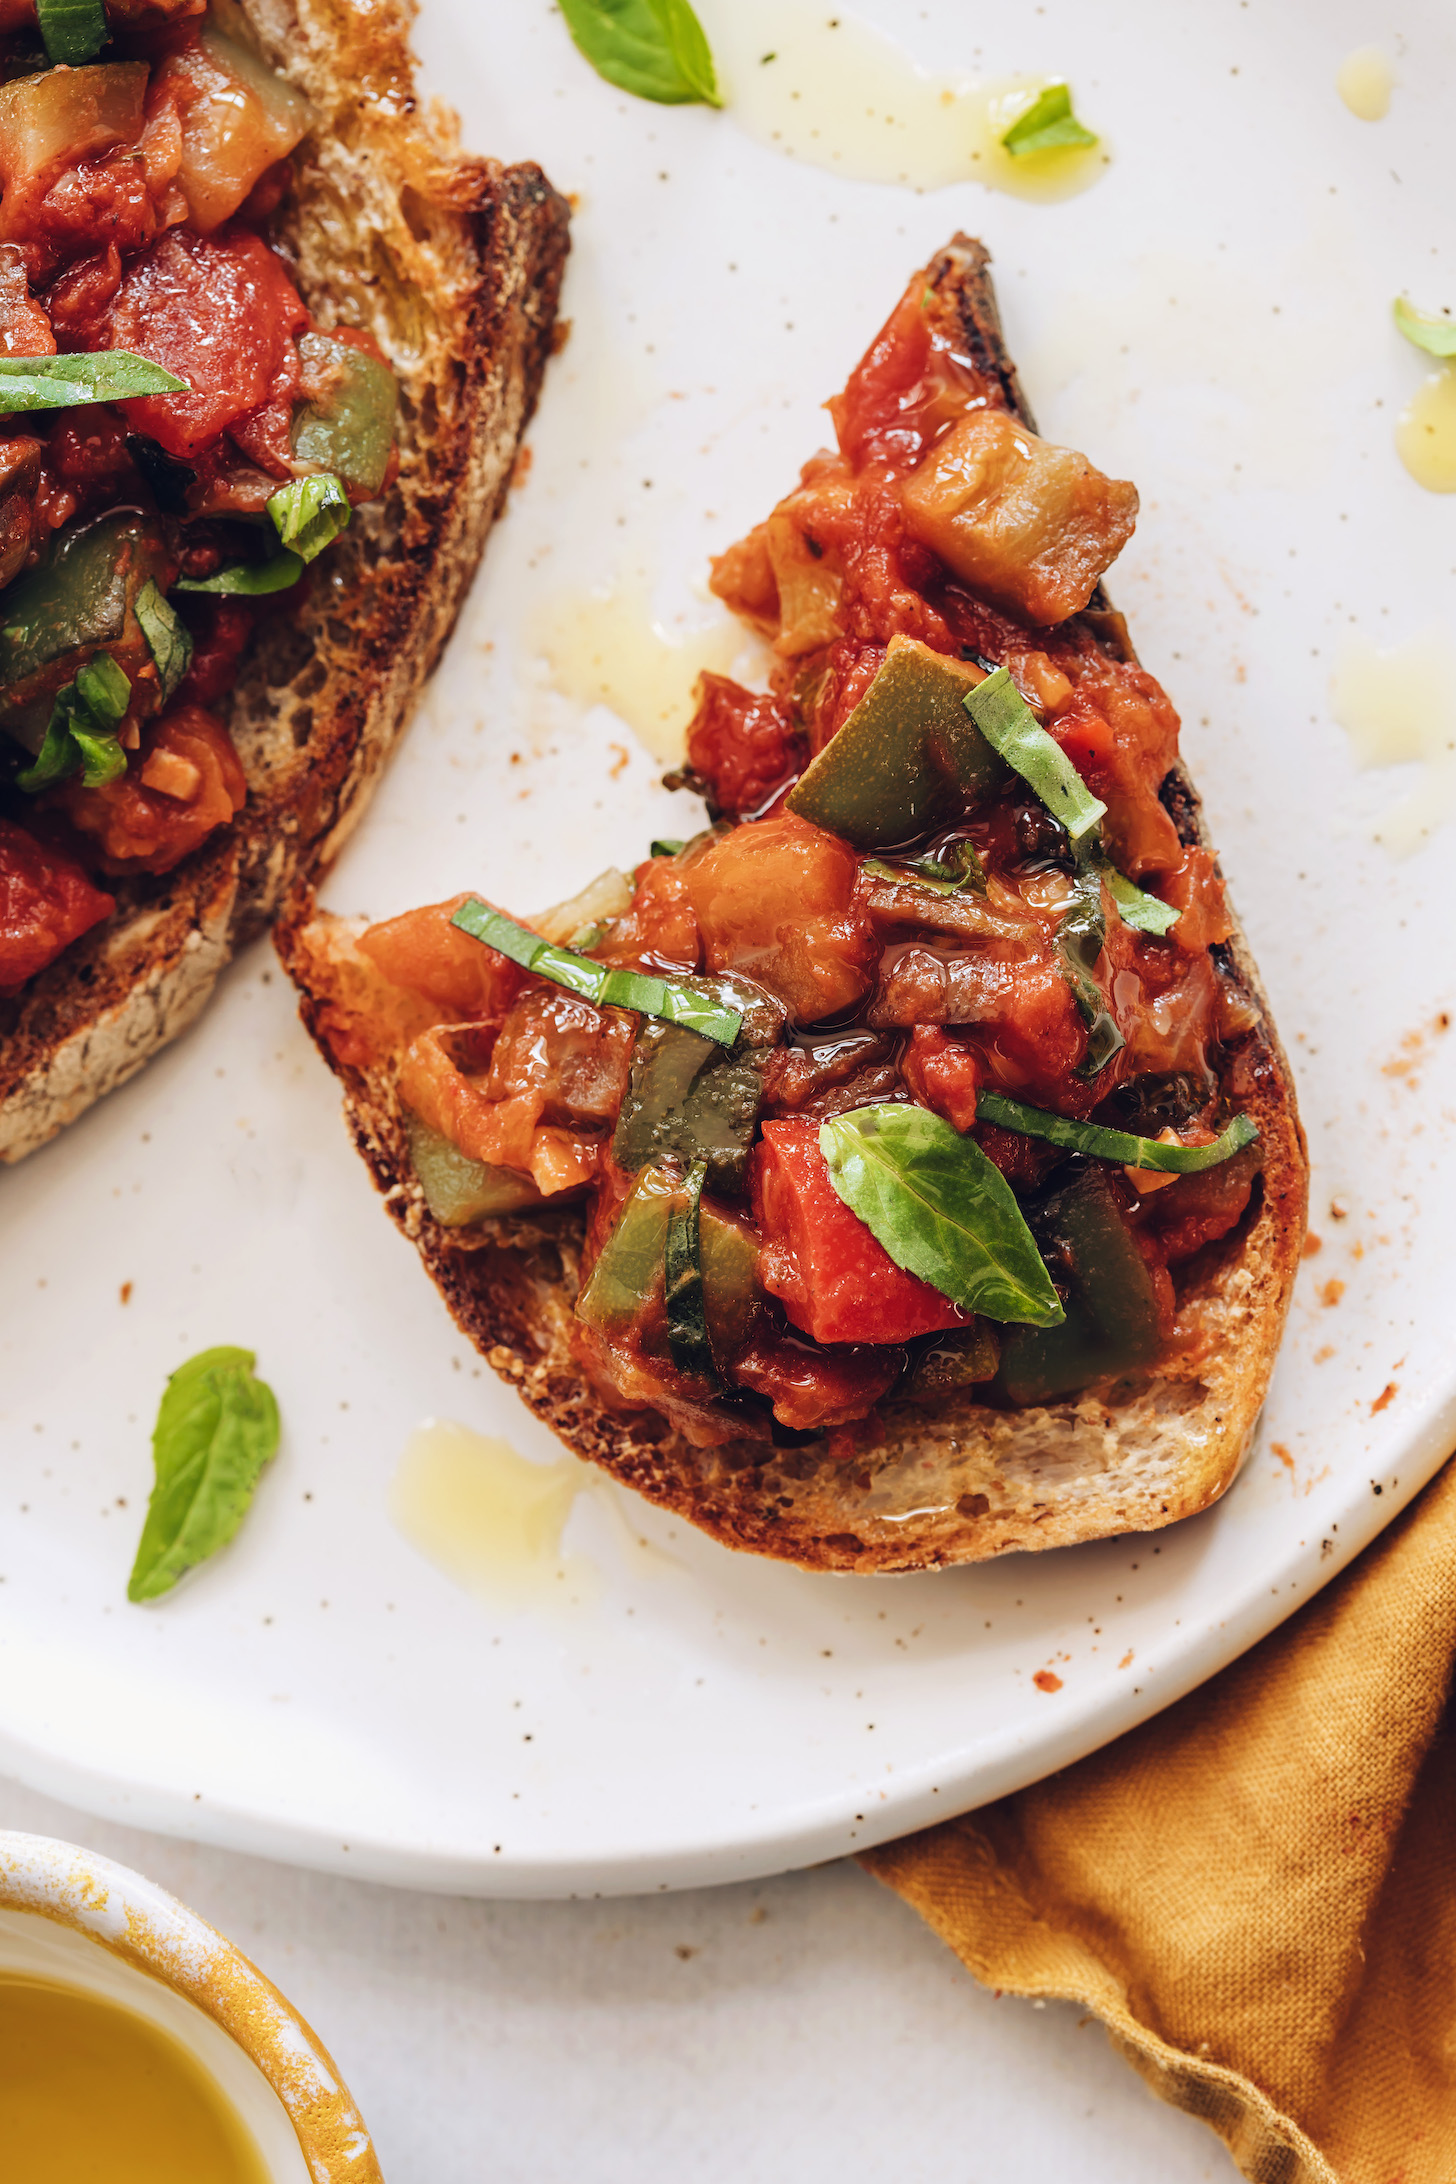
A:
278 232 1308 1575
0 0 570 1163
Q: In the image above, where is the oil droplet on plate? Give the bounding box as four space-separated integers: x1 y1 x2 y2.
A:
391 1419 592 1606
1396 365 1456 493
1336 45 1395 120
1330 627 1456 856
695 0 1106 200
529 573 766 765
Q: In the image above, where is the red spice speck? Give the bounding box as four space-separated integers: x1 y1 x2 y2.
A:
1033 1670 1063 1694
1371 1383 1398 1416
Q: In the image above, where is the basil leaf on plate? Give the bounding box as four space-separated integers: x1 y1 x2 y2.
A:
1393 297 1456 358
451 895 744 1046
267 472 351 565
1000 83 1098 158
818 1103 1064 1326
36 0 107 64
135 578 193 704
0 351 189 413
560 0 722 107
976 1091 1259 1172
963 668 1107 840
127 1347 281 1603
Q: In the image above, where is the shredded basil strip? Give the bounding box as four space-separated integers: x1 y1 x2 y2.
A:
1056 855 1124 1076
559 0 721 107
175 549 304 596
267 472 350 565
1393 297 1456 358
451 895 743 1046
16 653 131 792
864 837 989 898
976 1092 1259 1173
1000 83 1099 158
963 668 1107 840
127 1347 281 1603
650 837 687 858
0 351 189 413
818 1104 1064 1327
1100 854 1180 936
135 579 193 704
664 1157 720 1382
36 0 107 64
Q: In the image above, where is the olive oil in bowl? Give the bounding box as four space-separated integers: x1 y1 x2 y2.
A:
0 1973 270 2184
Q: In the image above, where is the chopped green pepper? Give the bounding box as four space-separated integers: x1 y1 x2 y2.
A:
785 635 1003 847
577 1161 761 1366
611 1020 763 1194
292 332 397 499
903 1322 1001 1400
405 1112 544 1226
994 1166 1165 1404
0 513 169 748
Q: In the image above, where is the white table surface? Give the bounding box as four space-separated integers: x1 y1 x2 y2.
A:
0 1779 1231 2180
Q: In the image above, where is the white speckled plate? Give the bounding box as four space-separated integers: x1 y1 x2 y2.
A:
2 0 1454 1896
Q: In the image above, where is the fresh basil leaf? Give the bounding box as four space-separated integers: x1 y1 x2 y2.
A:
650 837 686 858
134 579 194 704
560 0 722 107
1057 855 1124 1075
127 1347 281 1603
451 896 743 1045
665 1157 721 1381
266 472 350 565
1101 856 1180 936
1393 297 1456 358
0 351 189 414
976 1091 1259 1173
963 668 1107 840
74 650 129 723
818 1104 1064 1327
69 719 127 787
36 0 106 64
175 549 305 596
1001 83 1098 158
15 656 132 791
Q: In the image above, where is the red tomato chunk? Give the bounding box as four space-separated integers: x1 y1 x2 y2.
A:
0 816 113 992
99 226 307 458
751 1117 967 1345
685 813 875 1025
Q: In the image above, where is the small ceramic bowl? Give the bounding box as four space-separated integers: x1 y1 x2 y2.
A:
0 1830 382 2182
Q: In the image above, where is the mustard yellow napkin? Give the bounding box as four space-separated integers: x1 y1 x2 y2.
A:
861 1458 1456 2183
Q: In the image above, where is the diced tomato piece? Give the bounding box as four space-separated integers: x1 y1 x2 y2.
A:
0 816 113 992
732 1327 905 1433
685 673 805 818
750 1117 967 1345
99 226 307 459
358 897 524 1023
596 855 699 972
47 702 245 875
1140 1146 1260 1266
174 596 254 704
685 813 876 1025
1162 847 1233 955
901 1025 980 1132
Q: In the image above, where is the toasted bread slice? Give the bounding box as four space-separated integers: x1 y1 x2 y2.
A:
280 235 1307 1575
0 0 569 1164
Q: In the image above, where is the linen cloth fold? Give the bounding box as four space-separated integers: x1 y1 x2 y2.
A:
860 1457 1456 2183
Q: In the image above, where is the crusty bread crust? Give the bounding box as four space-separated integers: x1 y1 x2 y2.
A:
279 235 1308 1574
0 0 569 1163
